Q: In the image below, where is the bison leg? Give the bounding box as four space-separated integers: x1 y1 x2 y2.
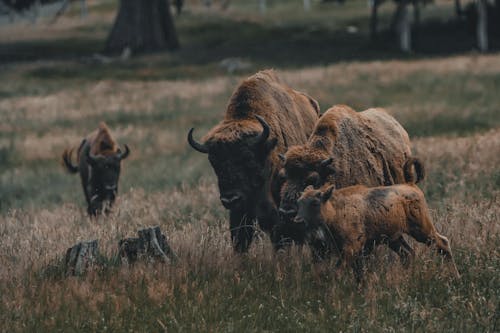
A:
388 235 415 268
270 221 307 251
340 245 365 283
230 210 255 253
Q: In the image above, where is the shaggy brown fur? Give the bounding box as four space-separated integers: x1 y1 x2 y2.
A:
188 70 320 252
62 122 130 216
295 159 459 281
278 104 412 231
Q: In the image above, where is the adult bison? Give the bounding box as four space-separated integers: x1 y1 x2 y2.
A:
188 70 320 252
276 104 412 245
62 122 130 216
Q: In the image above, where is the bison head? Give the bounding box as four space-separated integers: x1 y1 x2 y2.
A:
294 184 335 227
279 146 334 223
86 144 130 210
188 116 278 212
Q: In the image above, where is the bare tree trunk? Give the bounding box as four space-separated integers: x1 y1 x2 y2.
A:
396 0 412 52
304 0 311 11
105 0 179 54
455 0 464 17
370 0 379 40
260 0 267 13
413 0 420 48
174 0 183 14
476 0 488 52
80 0 87 18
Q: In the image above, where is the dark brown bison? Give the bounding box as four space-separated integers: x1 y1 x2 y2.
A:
294 158 459 280
276 104 412 245
188 70 320 252
62 122 130 216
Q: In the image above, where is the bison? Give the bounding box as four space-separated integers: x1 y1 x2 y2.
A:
276 104 412 245
62 122 130 216
188 70 320 252
294 158 460 280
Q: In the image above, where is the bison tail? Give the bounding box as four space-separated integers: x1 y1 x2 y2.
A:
403 157 425 184
62 148 79 174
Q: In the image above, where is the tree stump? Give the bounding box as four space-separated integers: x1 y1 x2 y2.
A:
64 240 99 276
119 226 177 264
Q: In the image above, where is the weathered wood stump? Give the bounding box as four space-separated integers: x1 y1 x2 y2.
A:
119 226 177 264
64 240 99 276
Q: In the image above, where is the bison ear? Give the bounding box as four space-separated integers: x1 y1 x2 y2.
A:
321 185 335 203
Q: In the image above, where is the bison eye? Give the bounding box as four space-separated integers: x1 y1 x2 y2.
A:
305 173 320 187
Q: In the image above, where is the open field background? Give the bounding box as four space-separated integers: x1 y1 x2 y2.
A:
0 0 499 331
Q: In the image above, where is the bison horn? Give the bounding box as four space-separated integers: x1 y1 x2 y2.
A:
117 144 130 160
251 115 270 146
188 128 209 154
320 157 333 168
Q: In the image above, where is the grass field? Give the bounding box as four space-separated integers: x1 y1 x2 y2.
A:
0 0 499 332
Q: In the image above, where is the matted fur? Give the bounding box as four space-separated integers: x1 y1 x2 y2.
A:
284 104 411 186
190 69 320 252
279 104 412 223
204 70 319 153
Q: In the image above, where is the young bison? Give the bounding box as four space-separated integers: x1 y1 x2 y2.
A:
294 158 459 280
62 122 130 216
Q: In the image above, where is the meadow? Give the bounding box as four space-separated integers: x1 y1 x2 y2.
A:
0 0 499 331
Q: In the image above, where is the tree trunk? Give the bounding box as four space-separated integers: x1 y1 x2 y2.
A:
455 0 463 17
304 0 311 11
370 0 379 40
105 0 179 54
476 0 488 52
412 0 420 49
395 0 412 52
259 0 267 14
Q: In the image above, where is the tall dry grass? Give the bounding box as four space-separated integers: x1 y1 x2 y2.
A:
1 128 498 331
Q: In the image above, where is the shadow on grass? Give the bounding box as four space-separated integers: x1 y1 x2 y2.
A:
1 10 498 81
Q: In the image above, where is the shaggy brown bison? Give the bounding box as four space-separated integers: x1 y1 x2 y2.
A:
188 70 320 252
62 122 130 216
277 104 412 244
294 158 460 280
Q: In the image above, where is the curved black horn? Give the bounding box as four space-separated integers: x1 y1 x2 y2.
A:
117 144 130 160
251 115 270 146
320 157 333 168
188 128 209 154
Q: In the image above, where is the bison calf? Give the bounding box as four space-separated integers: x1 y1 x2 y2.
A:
62 122 130 216
294 158 459 280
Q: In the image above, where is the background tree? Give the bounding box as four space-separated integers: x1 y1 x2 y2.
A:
105 0 179 54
